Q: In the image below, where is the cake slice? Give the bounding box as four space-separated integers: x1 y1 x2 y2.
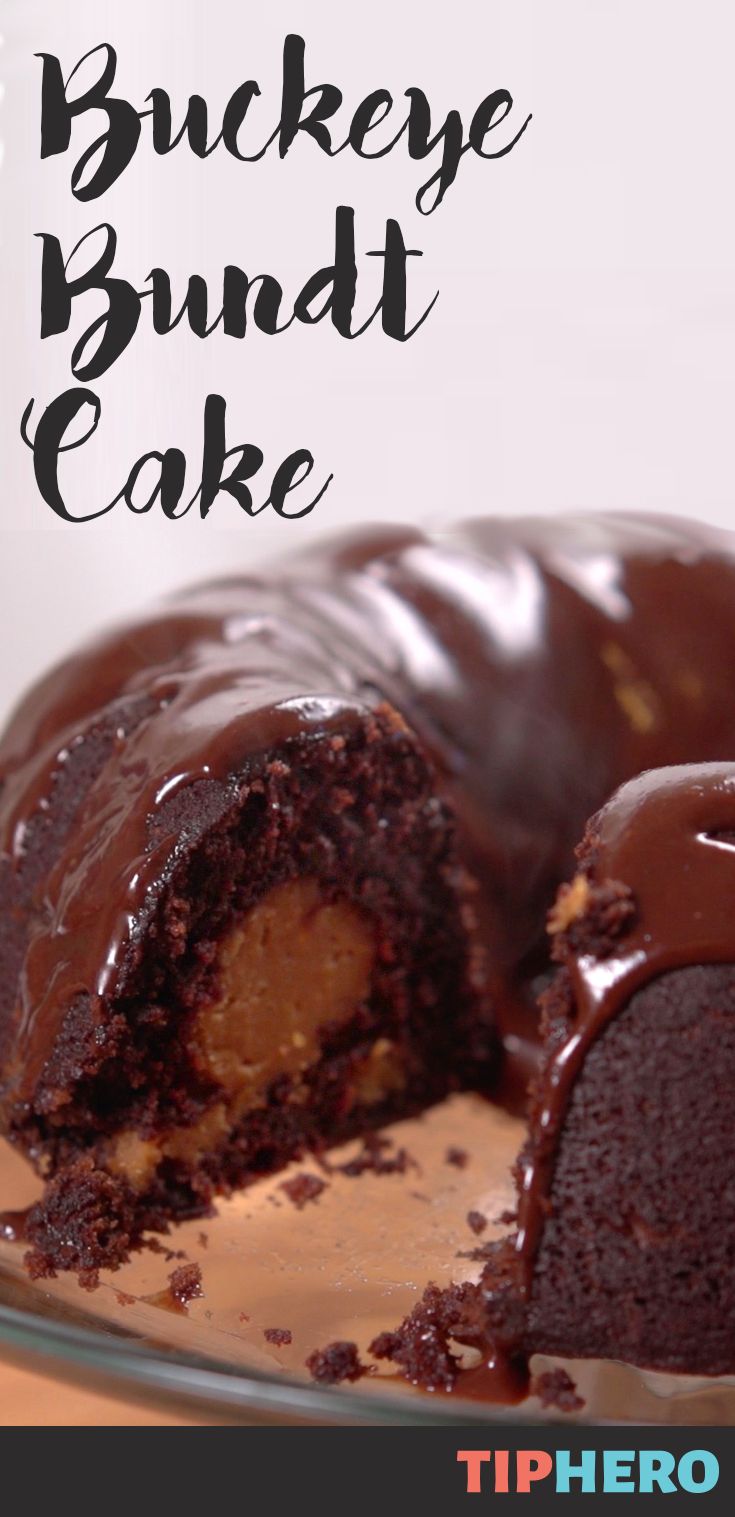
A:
0 588 490 1279
482 762 735 1375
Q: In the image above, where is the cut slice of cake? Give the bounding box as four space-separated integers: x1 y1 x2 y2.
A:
0 592 491 1278
482 762 735 1375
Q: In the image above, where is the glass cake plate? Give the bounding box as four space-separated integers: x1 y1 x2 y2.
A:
0 1093 732 1425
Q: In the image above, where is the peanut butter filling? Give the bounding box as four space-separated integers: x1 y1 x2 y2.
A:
109 878 405 1190
547 873 590 935
196 877 374 1096
350 1036 407 1105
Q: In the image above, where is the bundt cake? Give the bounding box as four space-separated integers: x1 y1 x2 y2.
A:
1 512 735 1310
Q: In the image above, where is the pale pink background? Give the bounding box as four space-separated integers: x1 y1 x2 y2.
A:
1 0 734 716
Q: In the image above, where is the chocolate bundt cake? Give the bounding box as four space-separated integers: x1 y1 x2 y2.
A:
2 512 735 1286
483 762 735 1376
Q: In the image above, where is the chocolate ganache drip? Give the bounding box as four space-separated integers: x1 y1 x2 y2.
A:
514 762 735 1286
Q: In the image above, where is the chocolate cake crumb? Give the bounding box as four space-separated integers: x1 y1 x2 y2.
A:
445 1146 469 1169
144 1237 184 1262
330 1133 414 1178
496 1208 517 1226
305 1340 367 1385
197 1232 208 1249
548 875 636 961
531 1368 584 1413
116 1290 136 1306
168 1262 203 1307
238 1312 250 1323
264 1327 292 1346
279 1173 329 1210
369 1281 485 1392
23 1157 142 1281
467 1209 487 1236
456 1240 495 1262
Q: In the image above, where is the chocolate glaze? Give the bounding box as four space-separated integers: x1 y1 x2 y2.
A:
514 762 735 1288
0 1208 29 1244
3 513 735 1116
0 603 371 1107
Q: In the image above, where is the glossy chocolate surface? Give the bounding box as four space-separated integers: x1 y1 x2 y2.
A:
515 762 735 1284
2 513 735 1111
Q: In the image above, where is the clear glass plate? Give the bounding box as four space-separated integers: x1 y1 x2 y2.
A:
0 1093 733 1425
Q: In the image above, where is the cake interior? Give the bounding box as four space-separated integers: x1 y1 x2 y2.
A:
106 876 401 1189
483 960 735 1376
20 710 492 1277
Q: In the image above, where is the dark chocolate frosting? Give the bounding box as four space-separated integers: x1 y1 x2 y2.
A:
3 512 735 1112
514 761 735 1286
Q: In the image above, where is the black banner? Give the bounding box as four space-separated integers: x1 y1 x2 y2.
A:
2 1426 732 1511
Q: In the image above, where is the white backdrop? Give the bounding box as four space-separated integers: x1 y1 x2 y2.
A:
1 0 734 716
